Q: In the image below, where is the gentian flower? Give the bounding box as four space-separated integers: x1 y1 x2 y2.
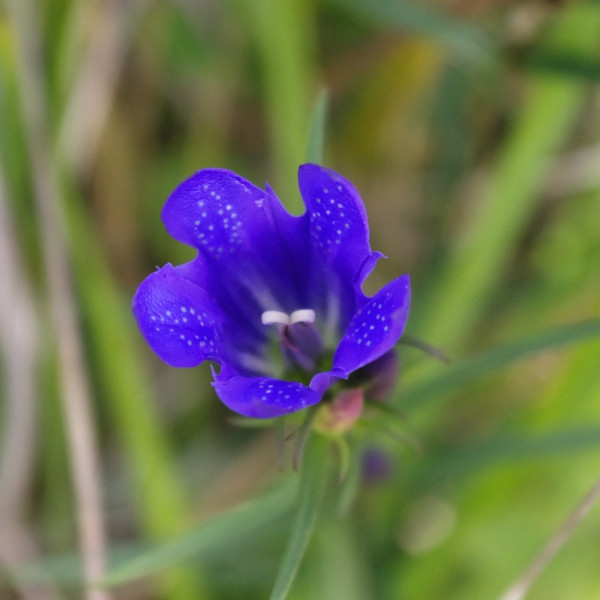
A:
133 164 410 418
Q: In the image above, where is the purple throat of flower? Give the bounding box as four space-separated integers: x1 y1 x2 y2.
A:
132 164 410 418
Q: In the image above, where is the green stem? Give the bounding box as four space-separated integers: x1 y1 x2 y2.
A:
270 434 330 600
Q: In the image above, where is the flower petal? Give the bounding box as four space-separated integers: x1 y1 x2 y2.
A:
309 371 341 396
332 274 410 377
132 264 225 367
299 164 381 287
175 259 269 353
162 169 268 259
212 373 322 418
162 169 312 317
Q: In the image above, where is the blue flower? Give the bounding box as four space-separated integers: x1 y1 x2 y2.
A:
133 164 410 418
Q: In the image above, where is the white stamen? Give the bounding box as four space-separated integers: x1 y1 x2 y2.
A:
261 309 316 326
261 310 291 325
290 309 316 324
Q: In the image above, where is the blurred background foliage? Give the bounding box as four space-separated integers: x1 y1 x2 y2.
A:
1 0 600 598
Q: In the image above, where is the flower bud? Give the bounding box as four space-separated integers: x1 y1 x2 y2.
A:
314 388 364 434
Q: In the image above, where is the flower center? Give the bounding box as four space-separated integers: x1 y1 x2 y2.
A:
261 309 324 375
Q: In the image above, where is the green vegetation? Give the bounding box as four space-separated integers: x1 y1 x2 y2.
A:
1 1 600 599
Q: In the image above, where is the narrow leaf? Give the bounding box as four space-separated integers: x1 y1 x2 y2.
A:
414 3 600 349
401 318 600 410
398 334 450 363
269 435 330 600
305 88 329 164
525 53 600 81
420 425 600 483
327 0 495 65
98 481 297 587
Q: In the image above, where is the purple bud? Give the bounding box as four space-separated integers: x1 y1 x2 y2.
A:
362 448 393 483
364 350 399 401
349 349 399 401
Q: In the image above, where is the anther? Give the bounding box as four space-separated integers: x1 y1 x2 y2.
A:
290 309 316 324
261 309 316 326
261 311 291 326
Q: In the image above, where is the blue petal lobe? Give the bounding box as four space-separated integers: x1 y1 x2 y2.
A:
162 169 267 258
299 164 380 288
309 371 341 396
132 264 225 367
212 374 322 418
162 169 311 319
332 274 410 377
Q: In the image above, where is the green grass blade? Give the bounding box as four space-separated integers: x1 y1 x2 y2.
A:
431 426 600 479
269 435 330 600
415 3 600 350
61 177 205 599
400 318 600 410
525 53 600 81
242 0 315 211
305 88 329 165
99 481 297 587
422 426 600 484
9 482 295 586
5 546 143 587
327 0 495 65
